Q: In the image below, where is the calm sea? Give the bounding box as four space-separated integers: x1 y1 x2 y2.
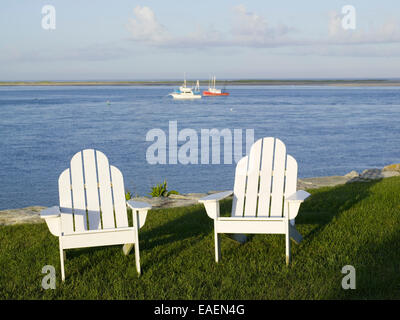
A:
0 85 399 210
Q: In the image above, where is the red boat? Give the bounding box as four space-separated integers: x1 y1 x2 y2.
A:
203 90 229 96
203 76 229 96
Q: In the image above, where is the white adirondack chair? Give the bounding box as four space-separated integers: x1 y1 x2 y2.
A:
40 149 151 281
199 137 310 265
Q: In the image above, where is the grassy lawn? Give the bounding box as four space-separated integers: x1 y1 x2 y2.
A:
1 177 400 299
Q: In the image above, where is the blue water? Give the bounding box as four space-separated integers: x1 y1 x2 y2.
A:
1 85 400 210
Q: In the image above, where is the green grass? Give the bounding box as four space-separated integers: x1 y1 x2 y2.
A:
1 177 400 299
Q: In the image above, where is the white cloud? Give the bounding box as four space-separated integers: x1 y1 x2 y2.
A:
125 5 400 53
231 5 291 39
229 5 295 47
231 5 270 37
328 11 343 37
126 6 170 43
126 5 294 48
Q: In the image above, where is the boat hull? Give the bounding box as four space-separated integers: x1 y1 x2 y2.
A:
170 93 202 99
203 91 229 96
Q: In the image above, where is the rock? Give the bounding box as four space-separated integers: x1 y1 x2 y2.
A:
169 193 208 200
381 170 400 178
0 206 45 226
130 192 211 209
360 169 383 180
130 191 230 209
298 167 399 189
383 163 400 172
355 168 400 180
168 194 190 200
347 177 369 183
297 176 348 189
344 170 359 178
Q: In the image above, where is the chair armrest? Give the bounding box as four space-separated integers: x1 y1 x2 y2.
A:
198 191 233 203
285 190 311 203
40 206 61 236
199 191 233 219
127 200 152 211
127 200 151 229
40 206 61 219
285 190 311 220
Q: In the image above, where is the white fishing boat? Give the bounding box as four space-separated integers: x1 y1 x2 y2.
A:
169 75 202 99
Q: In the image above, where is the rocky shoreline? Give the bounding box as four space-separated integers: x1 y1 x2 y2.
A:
1 165 399 226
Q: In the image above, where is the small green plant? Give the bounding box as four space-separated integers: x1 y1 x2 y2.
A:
125 190 132 201
149 180 179 197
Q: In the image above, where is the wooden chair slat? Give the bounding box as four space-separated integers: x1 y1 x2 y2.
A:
231 156 248 217
257 137 274 217
96 151 115 229
111 166 128 228
58 169 74 234
270 139 286 217
83 149 101 230
284 155 298 218
244 139 262 217
70 151 87 232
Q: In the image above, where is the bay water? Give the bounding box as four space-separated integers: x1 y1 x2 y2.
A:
1 85 399 210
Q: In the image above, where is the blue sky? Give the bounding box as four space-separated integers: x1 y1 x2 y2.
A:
1 0 400 80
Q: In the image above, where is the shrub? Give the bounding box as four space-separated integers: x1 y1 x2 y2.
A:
149 180 179 197
125 190 132 201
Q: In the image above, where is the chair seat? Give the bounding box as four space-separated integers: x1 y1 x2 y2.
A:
61 227 136 250
217 216 284 221
215 219 286 234
62 226 134 236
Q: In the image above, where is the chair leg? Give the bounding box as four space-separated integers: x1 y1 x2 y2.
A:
134 228 141 275
285 220 291 266
59 238 65 281
214 221 221 262
122 243 134 255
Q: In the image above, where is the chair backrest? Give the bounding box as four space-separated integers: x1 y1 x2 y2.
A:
58 149 128 234
231 137 298 218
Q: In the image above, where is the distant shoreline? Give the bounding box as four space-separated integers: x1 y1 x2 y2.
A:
1 80 400 87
